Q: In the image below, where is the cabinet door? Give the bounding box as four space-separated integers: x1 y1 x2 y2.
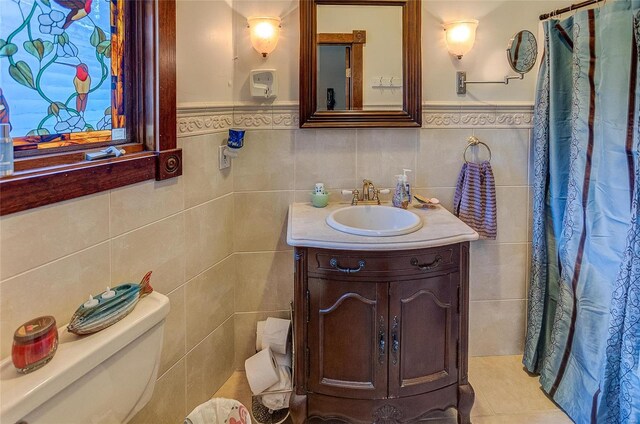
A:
307 278 388 399
388 273 459 397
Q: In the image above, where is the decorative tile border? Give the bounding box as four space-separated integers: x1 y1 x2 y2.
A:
233 109 273 128
423 104 534 129
495 112 534 127
176 103 534 135
272 111 300 129
272 103 300 129
177 112 233 136
422 112 461 127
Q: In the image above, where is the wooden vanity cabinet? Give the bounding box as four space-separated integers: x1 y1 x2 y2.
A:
291 243 474 424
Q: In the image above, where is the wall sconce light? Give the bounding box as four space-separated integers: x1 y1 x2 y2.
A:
443 20 478 59
247 17 281 58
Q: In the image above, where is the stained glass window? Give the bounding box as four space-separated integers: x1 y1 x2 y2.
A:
0 0 126 153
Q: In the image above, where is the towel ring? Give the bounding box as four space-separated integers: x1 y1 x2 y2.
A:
463 136 492 163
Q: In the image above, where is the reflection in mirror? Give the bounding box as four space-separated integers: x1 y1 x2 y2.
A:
507 30 538 74
299 0 421 128
318 45 349 110
317 31 366 111
316 5 403 111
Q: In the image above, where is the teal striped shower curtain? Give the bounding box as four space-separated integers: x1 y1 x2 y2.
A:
524 1 640 423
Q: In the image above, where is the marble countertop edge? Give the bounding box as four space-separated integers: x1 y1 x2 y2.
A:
287 202 479 251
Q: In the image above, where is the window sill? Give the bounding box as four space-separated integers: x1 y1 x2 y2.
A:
0 151 176 216
0 0 179 216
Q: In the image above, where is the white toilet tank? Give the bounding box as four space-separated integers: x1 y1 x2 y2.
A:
1 291 170 424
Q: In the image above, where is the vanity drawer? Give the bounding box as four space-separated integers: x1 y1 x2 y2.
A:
308 246 459 279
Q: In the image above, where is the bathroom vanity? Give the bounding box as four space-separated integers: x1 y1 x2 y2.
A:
287 203 478 424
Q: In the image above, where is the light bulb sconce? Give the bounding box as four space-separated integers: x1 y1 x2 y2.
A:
443 20 478 60
247 17 281 58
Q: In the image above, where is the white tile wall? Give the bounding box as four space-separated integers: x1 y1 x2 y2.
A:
0 0 556 418
0 129 237 422
221 109 533 367
0 109 533 422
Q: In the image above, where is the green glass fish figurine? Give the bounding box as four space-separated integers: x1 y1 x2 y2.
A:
68 271 153 335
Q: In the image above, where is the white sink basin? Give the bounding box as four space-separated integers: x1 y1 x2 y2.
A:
326 206 423 237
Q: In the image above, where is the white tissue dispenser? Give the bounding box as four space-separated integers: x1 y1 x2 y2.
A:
250 69 278 99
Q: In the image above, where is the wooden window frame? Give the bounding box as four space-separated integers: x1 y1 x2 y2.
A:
0 0 180 216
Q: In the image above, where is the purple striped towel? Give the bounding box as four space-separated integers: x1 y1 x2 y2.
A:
453 161 497 239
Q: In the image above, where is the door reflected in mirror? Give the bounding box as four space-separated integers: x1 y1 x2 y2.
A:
316 5 403 111
318 45 349 111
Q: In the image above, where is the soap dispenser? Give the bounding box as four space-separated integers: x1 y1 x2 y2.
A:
392 169 411 209
402 169 412 203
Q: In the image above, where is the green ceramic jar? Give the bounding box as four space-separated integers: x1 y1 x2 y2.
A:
310 192 329 208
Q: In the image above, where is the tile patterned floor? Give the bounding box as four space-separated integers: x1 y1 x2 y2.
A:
214 355 573 423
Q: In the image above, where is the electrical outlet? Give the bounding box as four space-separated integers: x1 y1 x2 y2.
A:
219 145 231 170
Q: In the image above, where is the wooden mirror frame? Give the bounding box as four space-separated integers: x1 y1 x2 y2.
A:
300 0 421 128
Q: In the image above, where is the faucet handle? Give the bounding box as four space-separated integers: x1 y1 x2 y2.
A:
371 189 380 205
371 188 391 205
341 189 359 205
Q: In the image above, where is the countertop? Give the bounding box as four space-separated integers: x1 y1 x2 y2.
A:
287 202 479 251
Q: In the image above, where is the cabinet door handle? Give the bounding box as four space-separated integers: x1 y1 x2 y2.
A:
410 255 442 271
378 316 385 364
330 258 365 273
391 316 399 366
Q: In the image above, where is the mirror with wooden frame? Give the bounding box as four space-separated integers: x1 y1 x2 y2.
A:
300 0 421 128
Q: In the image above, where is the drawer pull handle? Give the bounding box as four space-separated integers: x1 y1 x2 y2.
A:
391 316 399 366
410 255 442 271
330 258 366 273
